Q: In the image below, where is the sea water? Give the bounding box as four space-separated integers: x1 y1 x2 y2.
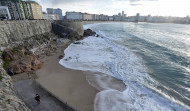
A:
59 22 190 111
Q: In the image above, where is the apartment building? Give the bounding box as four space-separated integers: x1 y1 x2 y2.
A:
0 6 11 19
66 12 83 20
30 1 43 19
0 0 25 20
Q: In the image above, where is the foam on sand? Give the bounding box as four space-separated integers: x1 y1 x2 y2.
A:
59 24 189 111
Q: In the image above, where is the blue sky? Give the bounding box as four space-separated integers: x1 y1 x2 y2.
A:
34 0 190 17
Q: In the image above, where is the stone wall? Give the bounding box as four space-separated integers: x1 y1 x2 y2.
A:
52 21 84 40
0 20 52 47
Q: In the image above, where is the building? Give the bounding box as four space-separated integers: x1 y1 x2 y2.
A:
135 13 140 22
92 14 100 21
30 1 43 19
43 14 59 20
66 12 83 20
47 8 54 14
22 1 33 19
0 6 11 19
83 13 92 20
54 8 63 20
0 0 25 20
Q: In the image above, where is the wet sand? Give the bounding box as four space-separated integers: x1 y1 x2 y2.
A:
36 43 99 111
35 24 126 111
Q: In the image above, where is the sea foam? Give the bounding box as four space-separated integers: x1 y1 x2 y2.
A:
59 23 189 111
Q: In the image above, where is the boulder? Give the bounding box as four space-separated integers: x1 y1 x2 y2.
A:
67 31 82 41
59 55 64 59
83 29 96 37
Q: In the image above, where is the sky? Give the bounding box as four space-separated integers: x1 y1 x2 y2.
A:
34 0 190 17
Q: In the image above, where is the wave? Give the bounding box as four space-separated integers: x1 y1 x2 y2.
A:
59 23 190 111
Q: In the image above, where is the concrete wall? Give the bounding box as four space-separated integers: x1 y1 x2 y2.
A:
0 20 52 46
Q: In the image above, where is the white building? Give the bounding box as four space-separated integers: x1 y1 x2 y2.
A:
92 14 100 21
66 12 83 20
83 13 92 20
0 6 11 19
43 14 60 20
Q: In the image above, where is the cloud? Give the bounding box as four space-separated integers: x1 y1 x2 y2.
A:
115 0 158 2
130 3 142 6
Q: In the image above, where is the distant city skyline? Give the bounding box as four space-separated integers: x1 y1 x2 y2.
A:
34 0 190 17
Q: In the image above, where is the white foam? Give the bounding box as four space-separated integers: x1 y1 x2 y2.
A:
59 24 189 111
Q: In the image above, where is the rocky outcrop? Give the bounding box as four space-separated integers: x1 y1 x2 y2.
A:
3 48 43 74
83 29 96 37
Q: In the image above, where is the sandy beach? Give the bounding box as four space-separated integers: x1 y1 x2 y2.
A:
35 42 98 111
35 22 125 111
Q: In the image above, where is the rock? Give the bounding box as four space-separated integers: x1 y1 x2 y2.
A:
46 51 51 56
2 51 13 61
67 31 81 41
83 29 96 37
73 41 82 44
59 55 64 59
31 59 43 71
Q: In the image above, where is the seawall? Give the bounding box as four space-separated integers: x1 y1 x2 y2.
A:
0 20 52 47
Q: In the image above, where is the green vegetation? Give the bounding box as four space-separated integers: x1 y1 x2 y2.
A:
2 51 11 69
0 76 3 81
3 60 10 69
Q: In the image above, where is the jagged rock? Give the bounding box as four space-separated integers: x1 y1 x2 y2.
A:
83 29 96 37
59 55 64 59
3 48 43 74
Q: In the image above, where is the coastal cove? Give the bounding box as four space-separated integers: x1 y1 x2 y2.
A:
0 20 190 111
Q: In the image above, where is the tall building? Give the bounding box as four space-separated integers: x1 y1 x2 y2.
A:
46 8 54 14
0 6 11 19
43 14 60 20
22 1 33 19
135 13 140 22
30 1 43 19
122 11 124 17
54 8 63 20
0 0 25 20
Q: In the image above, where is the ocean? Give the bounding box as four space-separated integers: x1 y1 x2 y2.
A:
59 22 190 111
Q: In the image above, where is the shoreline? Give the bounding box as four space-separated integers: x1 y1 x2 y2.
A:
35 42 99 111
12 22 126 111
35 31 125 111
